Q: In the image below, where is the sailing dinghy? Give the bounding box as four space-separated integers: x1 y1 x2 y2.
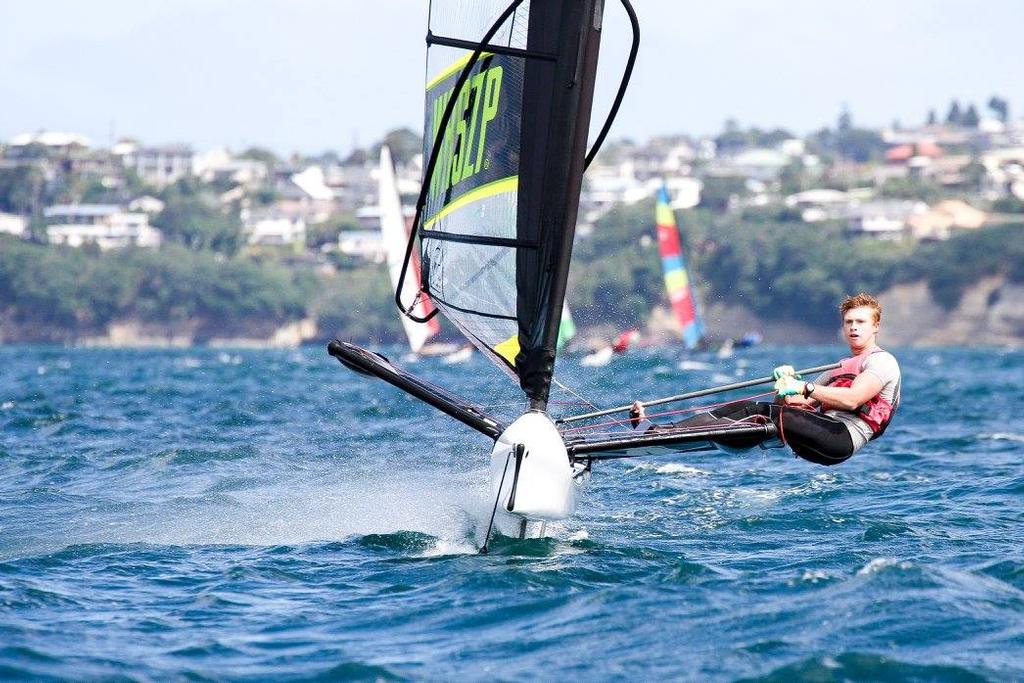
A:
656 183 704 349
328 0 807 539
377 145 455 358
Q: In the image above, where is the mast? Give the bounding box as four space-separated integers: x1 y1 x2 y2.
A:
517 0 605 410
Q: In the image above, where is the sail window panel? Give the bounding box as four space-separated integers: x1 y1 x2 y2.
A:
424 239 521 379
423 240 516 322
427 0 530 51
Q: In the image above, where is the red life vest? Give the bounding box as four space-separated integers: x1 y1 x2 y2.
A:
821 347 899 440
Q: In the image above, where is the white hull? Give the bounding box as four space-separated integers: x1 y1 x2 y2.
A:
489 411 583 521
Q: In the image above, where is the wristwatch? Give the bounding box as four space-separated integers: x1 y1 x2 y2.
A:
803 382 816 398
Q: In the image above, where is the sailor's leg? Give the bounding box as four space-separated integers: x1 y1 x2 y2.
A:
773 408 856 465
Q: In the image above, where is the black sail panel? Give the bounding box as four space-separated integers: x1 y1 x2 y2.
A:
420 0 604 410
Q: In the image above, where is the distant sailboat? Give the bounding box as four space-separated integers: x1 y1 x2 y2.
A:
378 146 445 356
655 184 704 349
557 303 576 351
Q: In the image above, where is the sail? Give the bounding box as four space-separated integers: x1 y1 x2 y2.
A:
419 0 605 409
379 146 440 353
557 303 576 351
655 184 704 349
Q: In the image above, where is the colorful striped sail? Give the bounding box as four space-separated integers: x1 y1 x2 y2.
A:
655 185 703 349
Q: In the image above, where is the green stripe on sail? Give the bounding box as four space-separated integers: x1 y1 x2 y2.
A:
426 52 495 91
423 175 518 230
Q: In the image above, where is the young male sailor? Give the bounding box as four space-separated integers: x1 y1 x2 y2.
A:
630 293 902 465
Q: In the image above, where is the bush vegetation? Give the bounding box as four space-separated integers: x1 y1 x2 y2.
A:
2 210 1021 341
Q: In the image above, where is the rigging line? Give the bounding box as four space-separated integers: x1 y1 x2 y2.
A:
583 0 640 170
559 391 777 433
551 377 600 411
480 448 514 554
395 0 528 323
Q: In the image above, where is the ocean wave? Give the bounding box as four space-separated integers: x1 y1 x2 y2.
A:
739 652 991 682
980 432 1024 442
856 557 913 575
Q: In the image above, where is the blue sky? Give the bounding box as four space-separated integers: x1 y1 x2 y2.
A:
2 0 1022 154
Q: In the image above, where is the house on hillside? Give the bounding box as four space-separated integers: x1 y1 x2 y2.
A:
271 166 338 223
44 204 162 250
337 229 385 263
128 196 166 214
0 212 27 237
241 208 306 247
846 200 927 240
194 148 269 187
113 141 194 188
980 147 1024 200
7 131 91 158
715 148 791 182
784 188 851 223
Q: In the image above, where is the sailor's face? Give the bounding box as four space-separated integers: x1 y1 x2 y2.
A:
843 306 879 349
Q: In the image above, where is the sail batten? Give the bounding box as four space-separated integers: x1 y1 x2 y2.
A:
418 0 604 408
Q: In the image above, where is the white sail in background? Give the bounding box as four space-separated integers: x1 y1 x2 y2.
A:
379 145 440 353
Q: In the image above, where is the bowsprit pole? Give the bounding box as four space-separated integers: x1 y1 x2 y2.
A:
556 362 841 425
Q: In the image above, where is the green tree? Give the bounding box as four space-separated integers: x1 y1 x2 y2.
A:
987 95 1009 123
962 104 980 128
152 197 244 254
698 176 747 212
371 128 423 166
877 176 942 202
946 99 963 126
239 147 281 169
836 128 886 163
0 165 46 215
715 119 746 154
308 211 360 249
838 107 852 132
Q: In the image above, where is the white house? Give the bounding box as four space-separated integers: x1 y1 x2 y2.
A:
355 203 416 230
114 142 194 187
846 200 927 240
338 229 386 262
127 195 166 214
785 189 851 222
44 204 162 250
0 212 27 237
8 131 91 156
241 209 306 247
193 148 269 186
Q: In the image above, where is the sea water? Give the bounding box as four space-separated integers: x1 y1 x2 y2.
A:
1 344 1021 680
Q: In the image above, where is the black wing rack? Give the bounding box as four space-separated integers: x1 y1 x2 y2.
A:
327 340 505 439
564 422 779 461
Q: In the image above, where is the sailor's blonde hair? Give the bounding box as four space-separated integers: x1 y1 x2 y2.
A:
840 293 881 323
